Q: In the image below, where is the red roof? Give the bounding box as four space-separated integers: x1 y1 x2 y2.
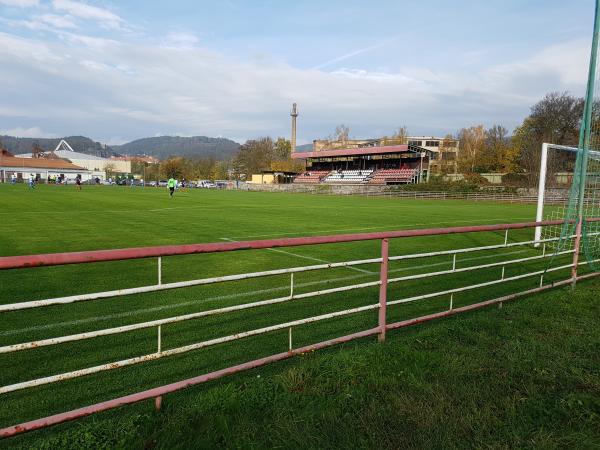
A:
0 156 86 170
292 145 411 159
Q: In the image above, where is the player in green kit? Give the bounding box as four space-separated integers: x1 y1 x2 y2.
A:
167 177 177 197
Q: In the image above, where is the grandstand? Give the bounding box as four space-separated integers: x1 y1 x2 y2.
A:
293 170 330 184
292 144 433 185
369 168 418 184
323 169 373 183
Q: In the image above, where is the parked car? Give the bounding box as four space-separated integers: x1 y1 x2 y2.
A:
158 180 168 187
197 180 216 188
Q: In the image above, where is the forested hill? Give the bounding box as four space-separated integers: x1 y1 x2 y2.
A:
0 135 115 157
112 136 240 159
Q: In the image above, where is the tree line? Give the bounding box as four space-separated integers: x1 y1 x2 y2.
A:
122 92 586 185
455 92 583 181
137 136 302 182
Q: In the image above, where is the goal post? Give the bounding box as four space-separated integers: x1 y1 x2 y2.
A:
535 143 580 246
535 142 600 250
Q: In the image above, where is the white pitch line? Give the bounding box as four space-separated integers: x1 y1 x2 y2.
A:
219 237 373 274
0 248 531 338
228 217 535 239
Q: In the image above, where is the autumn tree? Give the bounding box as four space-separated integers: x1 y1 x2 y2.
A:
232 137 275 179
104 163 116 180
160 157 186 179
392 126 409 144
457 125 486 172
333 124 350 143
211 160 230 181
483 125 510 172
273 137 291 160
511 92 583 184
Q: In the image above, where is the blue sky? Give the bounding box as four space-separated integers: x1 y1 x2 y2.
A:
0 0 596 145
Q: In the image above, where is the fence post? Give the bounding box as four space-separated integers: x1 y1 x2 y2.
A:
157 257 162 285
378 239 389 343
571 217 584 288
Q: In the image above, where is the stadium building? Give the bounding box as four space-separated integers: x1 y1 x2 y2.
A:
0 151 91 183
15 140 131 180
291 143 435 185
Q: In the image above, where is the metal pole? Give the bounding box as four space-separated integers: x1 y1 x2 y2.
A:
572 218 584 287
157 325 162 354
158 257 162 285
535 143 549 246
573 0 600 271
378 239 389 342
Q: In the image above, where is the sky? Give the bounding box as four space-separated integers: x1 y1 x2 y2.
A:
0 0 596 145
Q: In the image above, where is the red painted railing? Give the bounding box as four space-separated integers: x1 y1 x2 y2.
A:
1 218 599 439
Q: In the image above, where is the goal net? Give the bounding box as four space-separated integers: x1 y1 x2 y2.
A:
539 1 600 272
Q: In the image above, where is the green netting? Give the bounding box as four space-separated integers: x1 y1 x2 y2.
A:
551 0 600 272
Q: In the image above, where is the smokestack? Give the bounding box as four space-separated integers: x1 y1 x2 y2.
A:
290 103 298 153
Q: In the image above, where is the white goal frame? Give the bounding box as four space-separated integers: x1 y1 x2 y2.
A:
535 142 600 246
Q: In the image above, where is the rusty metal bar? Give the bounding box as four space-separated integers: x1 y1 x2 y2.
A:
0 220 585 271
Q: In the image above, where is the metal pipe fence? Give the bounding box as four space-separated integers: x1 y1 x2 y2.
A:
242 183 570 204
1 218 599 438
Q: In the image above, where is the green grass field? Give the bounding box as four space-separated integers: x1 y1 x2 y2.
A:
0 184 598 449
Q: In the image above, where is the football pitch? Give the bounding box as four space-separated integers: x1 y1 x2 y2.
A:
1 184 599 448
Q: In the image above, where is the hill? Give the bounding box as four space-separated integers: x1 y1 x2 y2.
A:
112 136 240 160
0 135 115 157
295 143 313 151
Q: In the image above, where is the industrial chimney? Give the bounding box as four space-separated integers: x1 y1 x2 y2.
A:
290 103 298 153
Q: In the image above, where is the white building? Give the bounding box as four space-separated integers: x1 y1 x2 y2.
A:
0 153 91 182
16 140 131 180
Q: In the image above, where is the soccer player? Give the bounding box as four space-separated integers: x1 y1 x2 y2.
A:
28 174 35 189
167 177 177 197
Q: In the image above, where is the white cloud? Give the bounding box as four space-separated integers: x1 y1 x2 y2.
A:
0 0 39 7
0 27 589 142
162 32 200 49
51 0 124 30
36 13 78 29
0 127 55 138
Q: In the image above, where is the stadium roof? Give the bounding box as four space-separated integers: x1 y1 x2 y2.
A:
16 150 107 161
0 155 86 170
54 150 106 160
292 144 422 159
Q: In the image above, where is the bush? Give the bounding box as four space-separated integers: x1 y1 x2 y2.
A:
501 173 530 187
462 172 490 185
